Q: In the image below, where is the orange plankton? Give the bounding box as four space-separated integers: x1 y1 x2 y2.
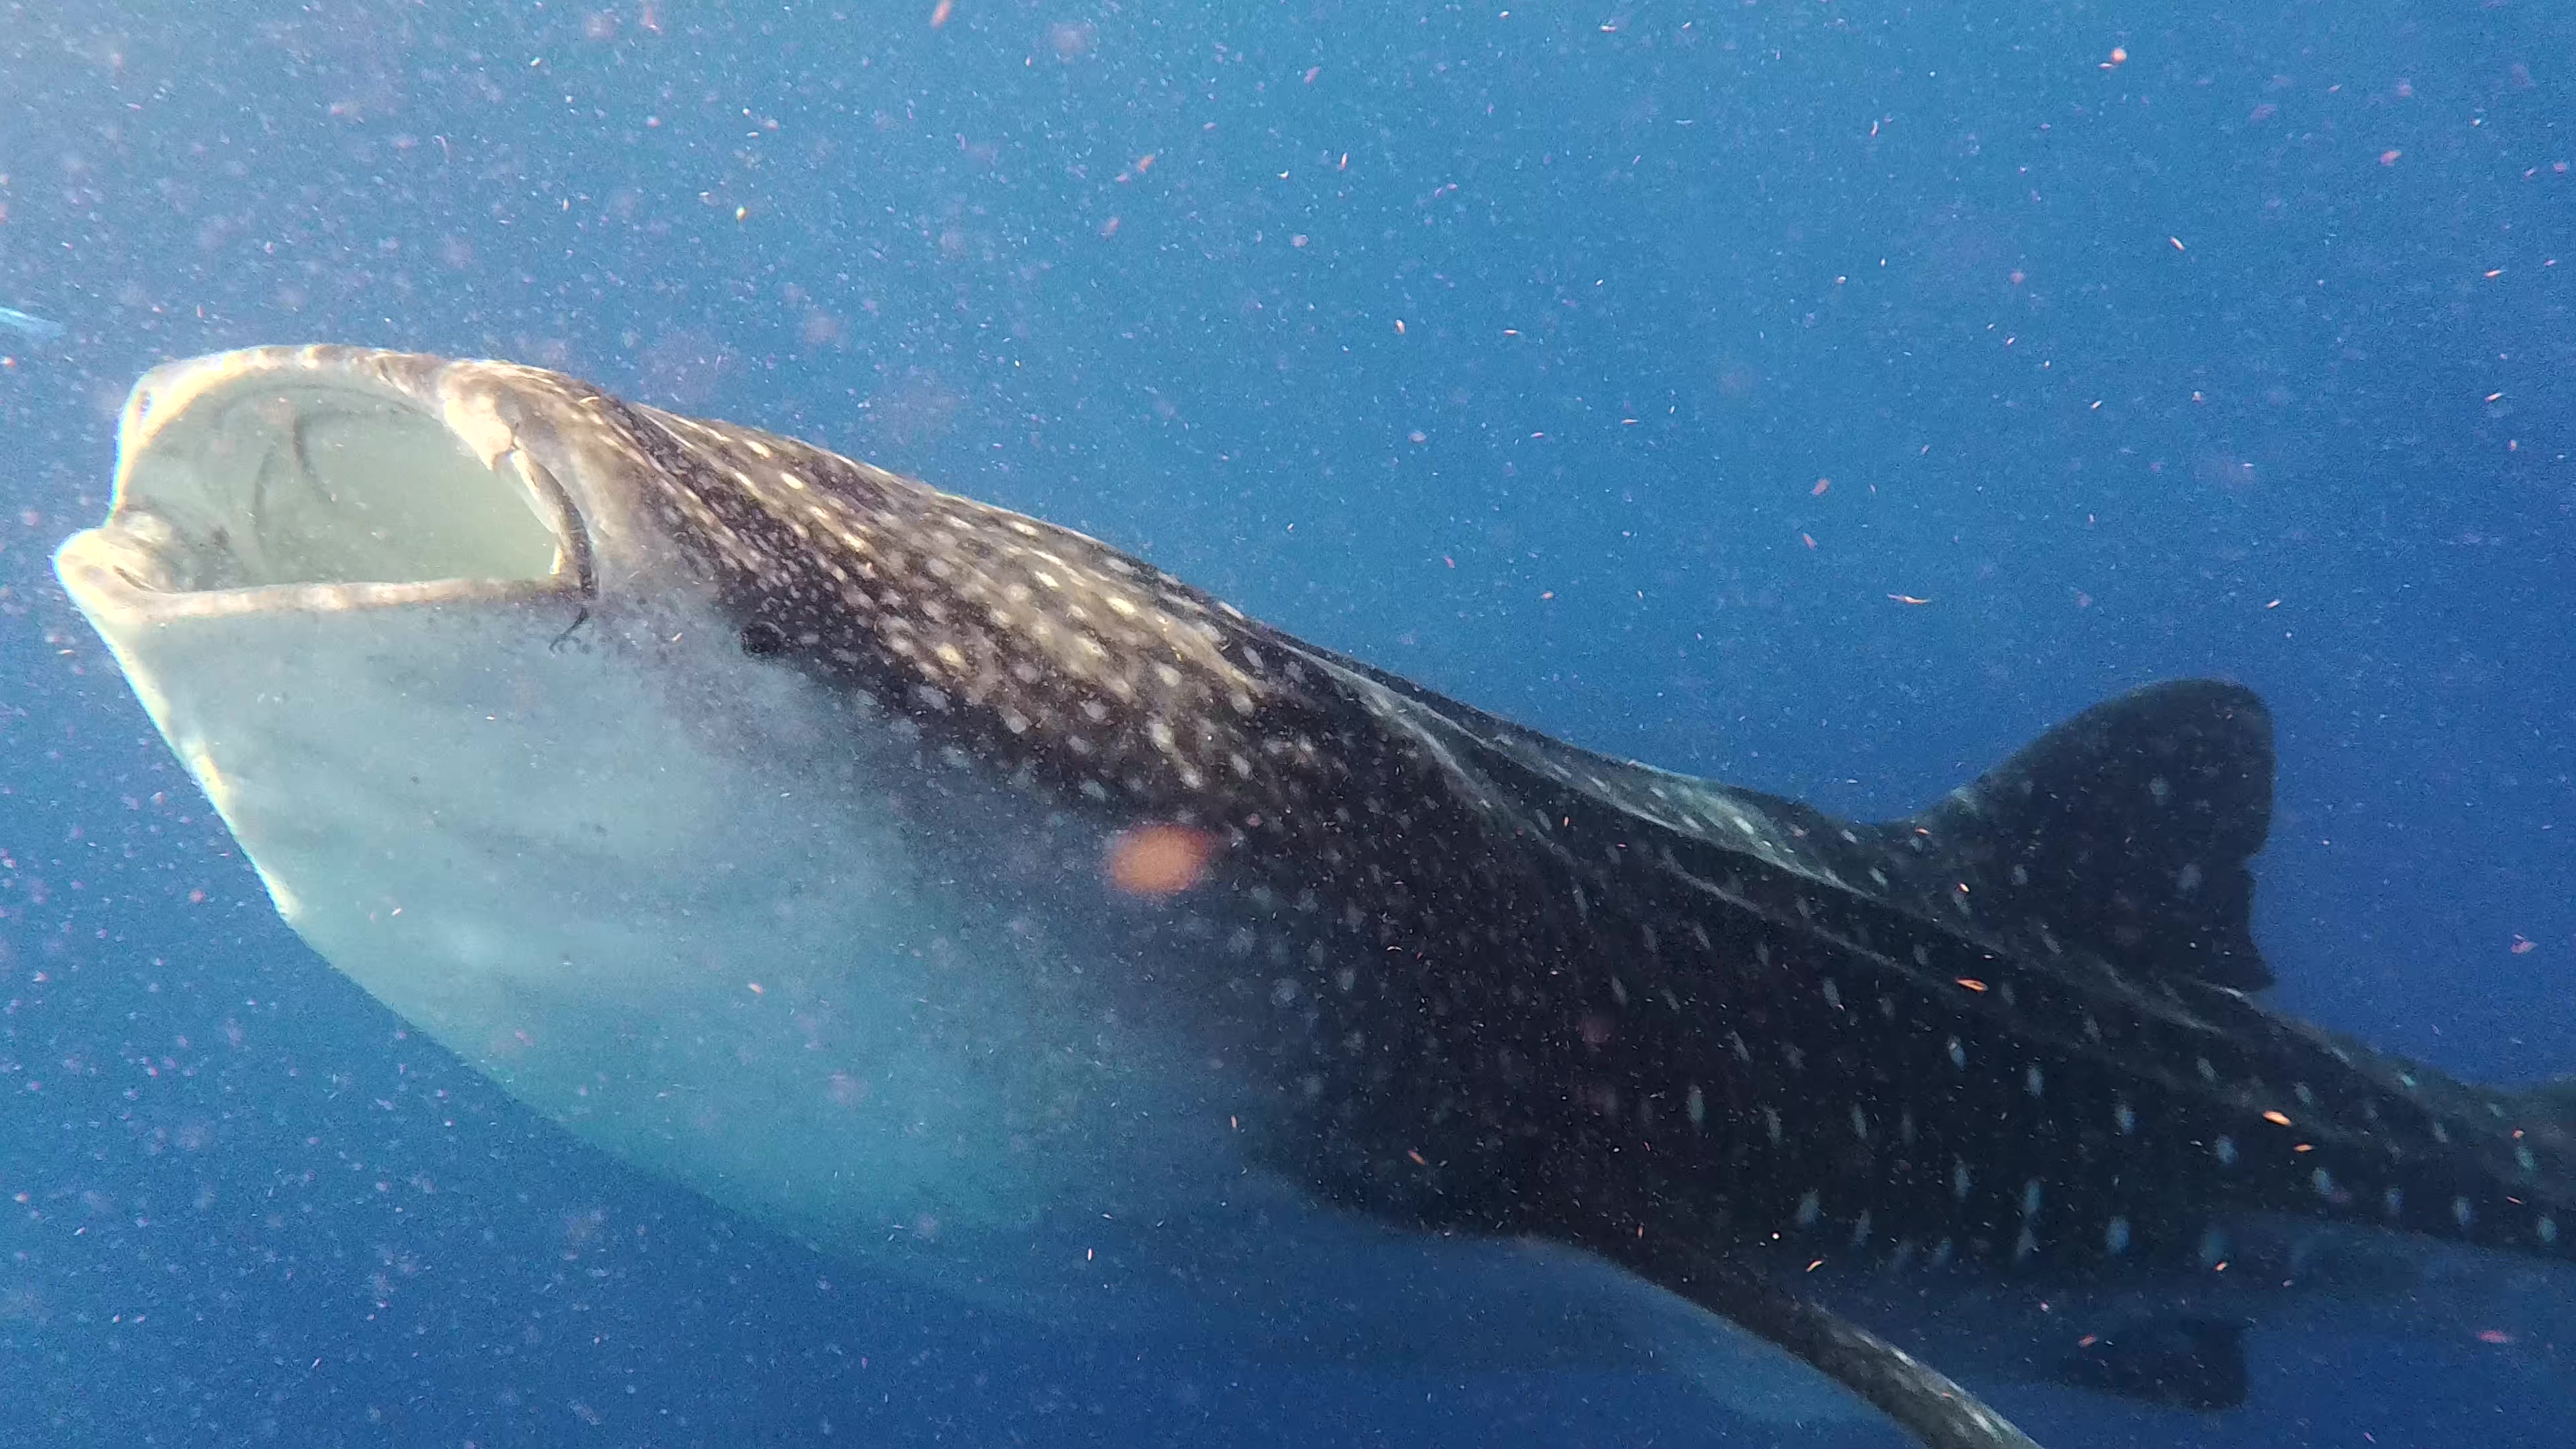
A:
1106 824 1220 897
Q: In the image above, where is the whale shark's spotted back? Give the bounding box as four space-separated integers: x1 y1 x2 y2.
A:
54 347 2575 1449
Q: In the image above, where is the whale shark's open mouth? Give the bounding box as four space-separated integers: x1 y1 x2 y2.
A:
57 348 590 627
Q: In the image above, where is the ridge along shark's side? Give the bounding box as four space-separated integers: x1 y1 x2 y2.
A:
54 347 2574 1449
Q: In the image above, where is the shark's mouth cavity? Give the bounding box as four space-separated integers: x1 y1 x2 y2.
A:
68 353 588 610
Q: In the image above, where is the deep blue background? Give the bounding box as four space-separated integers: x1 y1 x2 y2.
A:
2 2 2571 1445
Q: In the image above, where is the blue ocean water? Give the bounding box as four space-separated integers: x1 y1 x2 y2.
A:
1 1 2570 1445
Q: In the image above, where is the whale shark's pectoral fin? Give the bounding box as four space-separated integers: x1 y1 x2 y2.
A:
1601 1235 2045 1449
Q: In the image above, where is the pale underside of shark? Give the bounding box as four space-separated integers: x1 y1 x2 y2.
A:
53 347 2575 1449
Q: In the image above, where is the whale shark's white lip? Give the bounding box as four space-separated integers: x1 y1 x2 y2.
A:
54 345 592 630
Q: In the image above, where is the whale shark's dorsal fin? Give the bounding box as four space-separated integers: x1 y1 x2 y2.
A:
1278 639 2275 994
1887 680 2276 992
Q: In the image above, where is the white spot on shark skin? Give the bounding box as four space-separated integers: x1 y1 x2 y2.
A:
2453 1197 2476 1229
1929 1238 1955 1268
2196 1056 2218 1083
1952 1160 1973 1201
1686 1083 1706 1128
2013 1228 2039 1263
1794 1190 1821 1228
1763 1106 1783 1146
1946 1036 1966 1069
2516 1144 2538 1173
2198 1226 2230 1267
2540 1216 2561 1246
1848 1104 1869 1140
2023 1065 2045 1097
2020 1179 2043 1219
2213 1136 2238 1165
2113 1100 2137 1135
1819 977 1843 1012
2383 1188 2405 1218
2103 1216 2131 1255
2311 1167 2336 1198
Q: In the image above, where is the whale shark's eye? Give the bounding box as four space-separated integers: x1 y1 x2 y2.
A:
739 620 788 657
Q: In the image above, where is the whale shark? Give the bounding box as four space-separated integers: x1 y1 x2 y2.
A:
54 347 2574 1448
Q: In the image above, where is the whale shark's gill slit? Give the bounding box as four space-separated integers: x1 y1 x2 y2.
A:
506 451 596 598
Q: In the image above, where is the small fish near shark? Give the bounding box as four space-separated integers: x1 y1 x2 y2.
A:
0 304 65 343
53 347 2574 1448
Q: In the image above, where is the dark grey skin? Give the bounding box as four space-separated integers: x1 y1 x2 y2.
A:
61 350 2576 1449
